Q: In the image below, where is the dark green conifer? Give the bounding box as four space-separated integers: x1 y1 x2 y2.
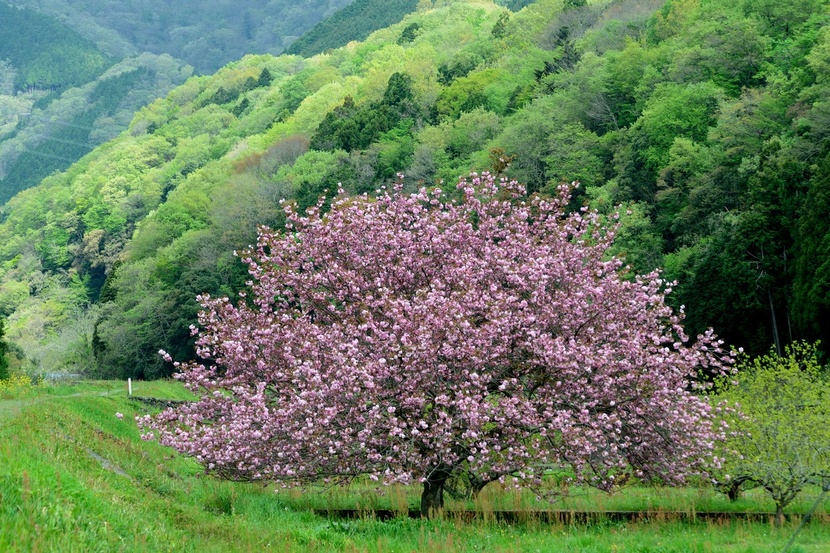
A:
0 318 10 381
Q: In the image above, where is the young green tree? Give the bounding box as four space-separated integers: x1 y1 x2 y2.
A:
714 342 830 526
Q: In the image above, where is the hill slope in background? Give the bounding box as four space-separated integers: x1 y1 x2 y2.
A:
0 0 355 203
0 0 828 379
285 0 535 58
0 3 111 91
0 54 193 204
7 0 354 74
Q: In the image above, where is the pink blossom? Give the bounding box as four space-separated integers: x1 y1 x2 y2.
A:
140 173 732 513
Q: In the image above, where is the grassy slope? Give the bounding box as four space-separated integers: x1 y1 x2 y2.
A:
1 381 829 552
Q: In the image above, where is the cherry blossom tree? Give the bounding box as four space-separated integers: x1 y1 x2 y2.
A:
140 173 731 516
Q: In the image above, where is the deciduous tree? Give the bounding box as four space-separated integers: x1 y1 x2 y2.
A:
714 342 830 526
142 173 731 515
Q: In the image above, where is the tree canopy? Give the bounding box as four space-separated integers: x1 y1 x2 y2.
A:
0 318 9 381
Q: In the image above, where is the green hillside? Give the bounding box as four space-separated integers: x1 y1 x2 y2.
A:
0 0 828 380
0 55 193 204
0 3 193 203
0 3 111 91
286 0 420 57
9 0 354 74
0 0 357 203
285 0 534 58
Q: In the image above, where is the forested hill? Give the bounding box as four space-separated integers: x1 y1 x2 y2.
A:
0 0 828 380
7 0 355 74
0 3 191 205
0 3 111 91
0 0 357 204
286 0 537 58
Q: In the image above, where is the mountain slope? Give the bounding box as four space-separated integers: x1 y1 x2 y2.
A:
0 54 193 204
8 0 355 74
0 0 828 379
0 3 111 91
0 0 357 204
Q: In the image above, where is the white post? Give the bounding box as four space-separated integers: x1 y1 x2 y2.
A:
128 378 132 396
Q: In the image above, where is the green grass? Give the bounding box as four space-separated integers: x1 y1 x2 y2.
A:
1 381 828 552
37 378 196 400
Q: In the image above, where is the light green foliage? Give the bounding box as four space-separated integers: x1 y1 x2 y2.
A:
740 0 829 39
493 95 606 192
436 68 514 118
807 27 830 84
0 0 349 203
445 108 502 160
666 3 769 95
715 342 830 523
0 54 192 204
630 81 723 173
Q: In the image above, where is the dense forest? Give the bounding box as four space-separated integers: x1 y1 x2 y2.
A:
0 3 111 91
285 0 538 59
286 0 421 57
0 0 828 379
0 54 193 205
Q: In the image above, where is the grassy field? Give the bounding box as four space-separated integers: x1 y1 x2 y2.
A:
1 379 827 552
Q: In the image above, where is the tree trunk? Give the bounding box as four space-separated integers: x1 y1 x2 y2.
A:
775 504 785 527
723 475 752 501
726 480 742 501
768 288 782 356
469 474 488 499
420 465 452 518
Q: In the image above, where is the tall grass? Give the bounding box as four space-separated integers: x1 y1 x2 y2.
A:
271 477 828 517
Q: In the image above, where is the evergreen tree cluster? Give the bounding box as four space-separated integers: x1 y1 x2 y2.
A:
286 0 419 57
0 318 8 381
0 3 111 91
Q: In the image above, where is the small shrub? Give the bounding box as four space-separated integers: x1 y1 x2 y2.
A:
0 373 40 399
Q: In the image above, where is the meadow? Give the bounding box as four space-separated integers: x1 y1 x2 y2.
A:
1 379 827 552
